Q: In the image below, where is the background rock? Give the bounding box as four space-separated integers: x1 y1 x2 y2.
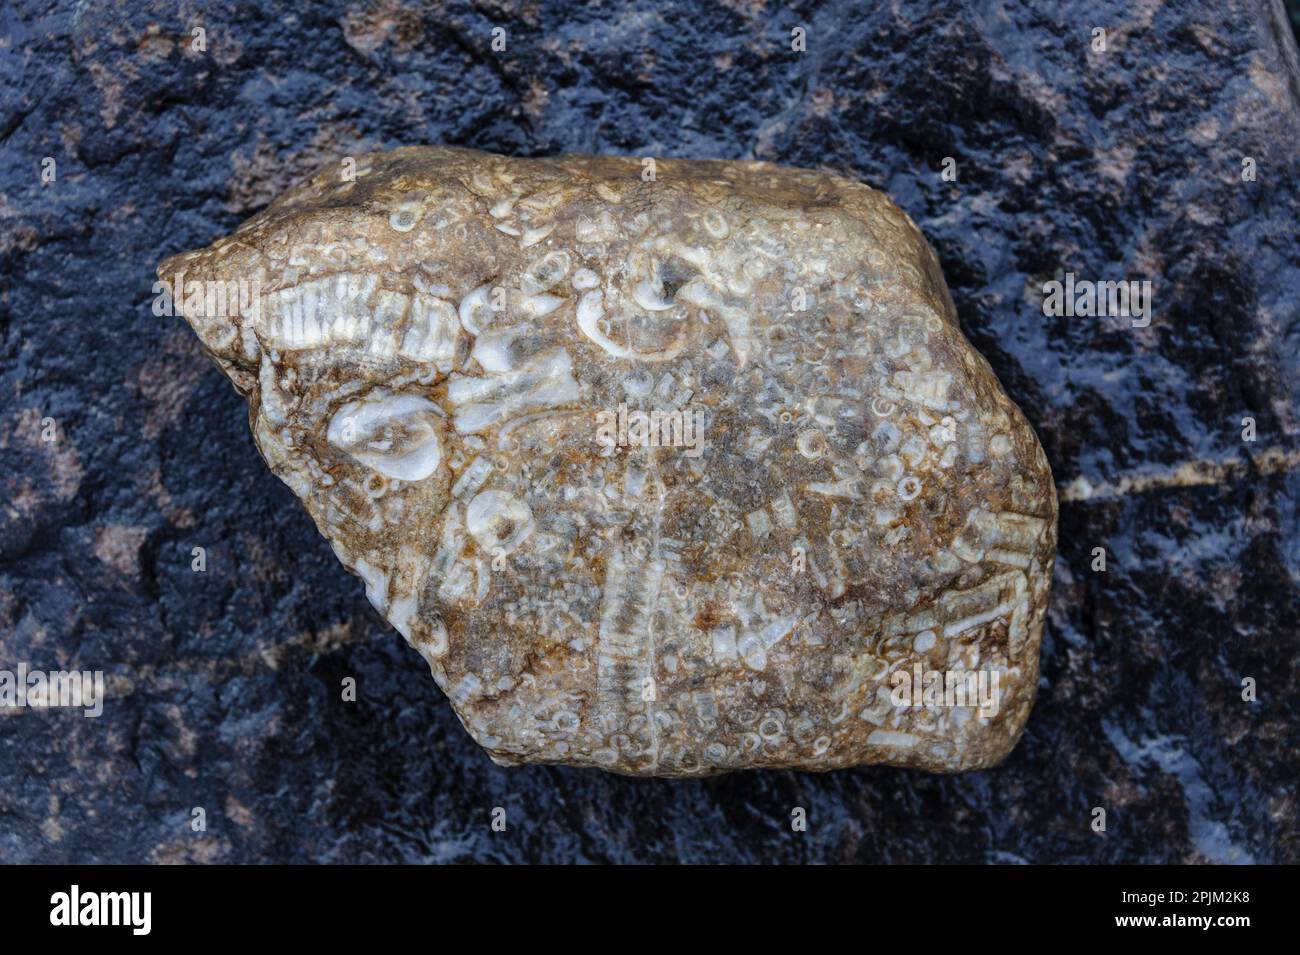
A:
1 0 1297 863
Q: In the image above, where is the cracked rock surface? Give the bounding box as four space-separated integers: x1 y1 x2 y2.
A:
1 0 1297 859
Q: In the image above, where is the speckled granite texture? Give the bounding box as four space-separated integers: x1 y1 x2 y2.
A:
1 0 1297 862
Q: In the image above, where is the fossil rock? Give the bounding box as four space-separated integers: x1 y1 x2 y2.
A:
158 145 1056 776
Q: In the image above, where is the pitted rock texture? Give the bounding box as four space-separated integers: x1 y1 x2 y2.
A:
159 146 1057 775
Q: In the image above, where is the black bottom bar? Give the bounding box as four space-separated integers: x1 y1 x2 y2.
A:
0 863 1283 939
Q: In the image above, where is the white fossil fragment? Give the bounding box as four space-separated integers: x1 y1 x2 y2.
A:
327 392 443 482
465 489 534 555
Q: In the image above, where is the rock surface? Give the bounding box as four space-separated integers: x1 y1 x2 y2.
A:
1 0 1297 858
161 146 1057 775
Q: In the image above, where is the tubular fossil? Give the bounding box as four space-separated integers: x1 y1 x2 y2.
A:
159 145 1056 776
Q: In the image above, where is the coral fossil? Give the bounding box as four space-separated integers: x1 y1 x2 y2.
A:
160 146 1057 776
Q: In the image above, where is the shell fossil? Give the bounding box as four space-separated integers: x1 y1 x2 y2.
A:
158 145 1057 776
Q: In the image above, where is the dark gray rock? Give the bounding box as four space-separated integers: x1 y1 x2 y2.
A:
1 0 1296 863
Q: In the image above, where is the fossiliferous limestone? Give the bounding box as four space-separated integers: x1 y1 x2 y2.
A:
159 146 1057 776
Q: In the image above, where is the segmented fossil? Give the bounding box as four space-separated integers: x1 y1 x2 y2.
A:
159 145 1057 775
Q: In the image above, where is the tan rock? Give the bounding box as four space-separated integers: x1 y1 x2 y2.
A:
159 145 1056 775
